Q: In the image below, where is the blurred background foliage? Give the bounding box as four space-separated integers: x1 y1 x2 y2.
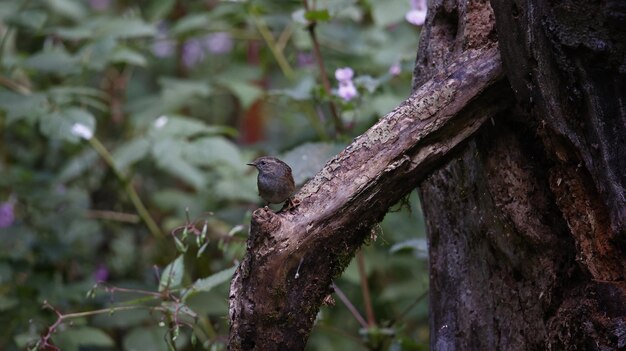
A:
0 0 428 350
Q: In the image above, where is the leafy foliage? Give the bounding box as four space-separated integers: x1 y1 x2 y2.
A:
0 0 427 350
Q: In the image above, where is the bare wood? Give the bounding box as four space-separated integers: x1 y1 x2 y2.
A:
228 46 509 350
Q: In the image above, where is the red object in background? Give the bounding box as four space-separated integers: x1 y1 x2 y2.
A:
240 99 265 144
240 40 268 145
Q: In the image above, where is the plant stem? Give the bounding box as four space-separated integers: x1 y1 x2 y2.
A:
303 0 345 134
252 15 294 80
357 250 376 328
88 137 163 238
331 283 368 329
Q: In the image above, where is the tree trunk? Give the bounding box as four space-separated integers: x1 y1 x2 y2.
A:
228 0 626 349
419 0 626 350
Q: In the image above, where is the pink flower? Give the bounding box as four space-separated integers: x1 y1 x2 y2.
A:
204 32 233 54
296 51 315 67
89 0 110 11
335 67 354 82
94 264 109 282
182 38 205 68
0 202 14 228
389 62 401 76
152 23 175 58
334 67 358 101
338 81 358 101
406 0 427 26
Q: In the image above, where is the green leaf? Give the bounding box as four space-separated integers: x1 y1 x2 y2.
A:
183 136 243 168
123 326 187 351
0 295 19 311
13 332 38 349
151 139 207 189
354 75 382 93
48 86 106 99
171 14 211 35
94 17 157 38
145 0 177 21
213 169 258 202
23 47 79 75
39 108 96 143
57 149 99 182
282 142 346 184
159 255 185 291
112 137 150 171
389 238 428 259
269 75 315 101
0 92 48 124
371 0 410 27
219 80 263 109
110 47 148 66
9 10 48 30
370 93 402 116
183 265 236 301
149 115 234 139
44 0 87 21
305 9 331 21
52 327 114 351
160 79 212 111
173 235 188 253
53 26 94 40
78 37 117 70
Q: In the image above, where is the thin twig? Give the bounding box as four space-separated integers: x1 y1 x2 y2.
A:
0 76 32 94
302 0 345 134
39 303 162 350
386 290 429 327
357 251 376 327
88 137 163 238
331 283 368 329
85 209 140 223
252 15 294 79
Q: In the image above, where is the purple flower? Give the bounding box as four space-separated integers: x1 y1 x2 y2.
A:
94 264 109 282
182 38 206 68
296 51 315 67
406 0 427 26
338 81 358 101
152 40 176 58
89 0 110 11
204 32 233 55
152 22 176 58
335 67 354 82
0 202 14 228
389 62 401 76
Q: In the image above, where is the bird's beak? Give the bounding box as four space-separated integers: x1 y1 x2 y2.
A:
246 162 256 167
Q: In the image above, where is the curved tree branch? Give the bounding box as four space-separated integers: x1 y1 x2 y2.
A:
228 45 511 350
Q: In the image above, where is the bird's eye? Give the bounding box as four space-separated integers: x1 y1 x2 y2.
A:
259 161 265 165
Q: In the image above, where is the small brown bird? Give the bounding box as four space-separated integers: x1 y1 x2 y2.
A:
247 156 296 210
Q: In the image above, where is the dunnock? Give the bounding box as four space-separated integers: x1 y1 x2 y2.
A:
247 156 296 209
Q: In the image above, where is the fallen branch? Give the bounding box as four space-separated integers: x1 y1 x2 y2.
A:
228 45 510 350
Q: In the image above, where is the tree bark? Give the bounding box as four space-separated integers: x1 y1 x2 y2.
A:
419 0 626 350
228 46 509 349
228 0 626 349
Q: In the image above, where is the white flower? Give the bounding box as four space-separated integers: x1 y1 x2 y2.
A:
335 67 354 82
154 115 169 129
71 123 94 140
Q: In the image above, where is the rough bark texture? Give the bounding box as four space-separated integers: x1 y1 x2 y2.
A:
228 46 508 350
418 0 626 350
